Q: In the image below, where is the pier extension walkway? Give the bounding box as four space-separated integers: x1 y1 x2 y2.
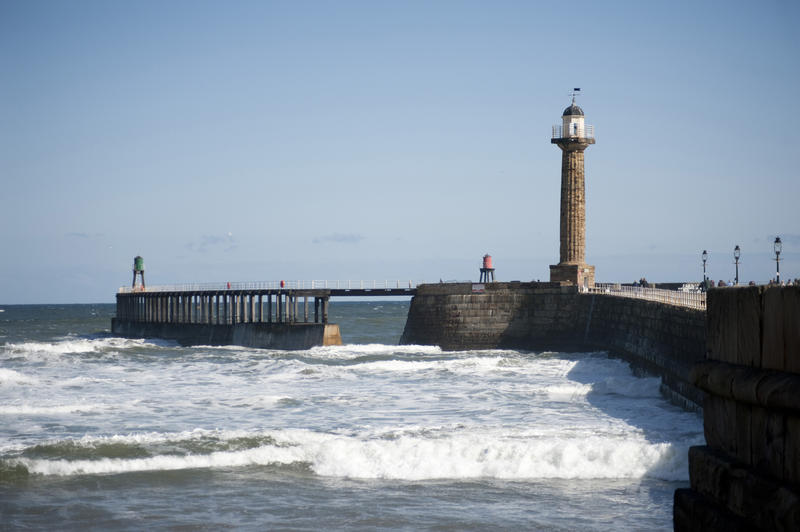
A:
115 280 420 326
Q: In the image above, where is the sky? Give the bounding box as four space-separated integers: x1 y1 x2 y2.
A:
1 0 798 303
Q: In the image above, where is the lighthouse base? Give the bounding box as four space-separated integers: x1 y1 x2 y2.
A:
549 263 595 290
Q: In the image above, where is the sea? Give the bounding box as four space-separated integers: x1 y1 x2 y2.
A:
0 301 704 530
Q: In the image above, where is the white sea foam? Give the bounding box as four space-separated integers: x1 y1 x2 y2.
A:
537 383 594 398
53 428 272 447
0 403 106 415
228 395 296 409
19 444 307 476
0 368 39 385
13 426 691 481
306 343 442 359
591 375 663 398
3 337 160 357
306 431 689 481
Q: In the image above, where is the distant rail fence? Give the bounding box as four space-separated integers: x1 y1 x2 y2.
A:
118 280 422 294
588 283 706 310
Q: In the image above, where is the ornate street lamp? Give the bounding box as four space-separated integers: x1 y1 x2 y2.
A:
702 250 708 289
734 245 740 286
774 237 782 283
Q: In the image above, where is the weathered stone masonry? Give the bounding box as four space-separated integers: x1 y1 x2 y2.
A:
560 149 587 265
674 286 800 531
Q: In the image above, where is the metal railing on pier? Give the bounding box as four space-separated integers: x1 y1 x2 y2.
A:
587 283 706 310
119 280 423 294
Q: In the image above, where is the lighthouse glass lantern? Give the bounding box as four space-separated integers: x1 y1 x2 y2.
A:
562 104 585 138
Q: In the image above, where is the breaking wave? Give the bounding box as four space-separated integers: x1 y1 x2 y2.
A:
2 337 171 358
1 426 690 481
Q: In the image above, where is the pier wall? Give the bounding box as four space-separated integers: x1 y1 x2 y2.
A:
400 282 706 406
111 319 342 350
584 292 706 407
674 286 800 530
400 282 587 350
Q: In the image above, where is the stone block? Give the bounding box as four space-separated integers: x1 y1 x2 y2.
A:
785 287 800 374
737 287 762 367
730 367 766 404
704 395 738 457
734 401 753 466
674 486 752 532
762 287 786 371
719 289 739 363
707 289 730 362
693 361 736 398
786 415 800 485
749 406 786 482
757 372 800 411
688 446 728 502
687 445 800 530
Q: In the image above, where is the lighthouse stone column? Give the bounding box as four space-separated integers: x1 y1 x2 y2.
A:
549 98 595 289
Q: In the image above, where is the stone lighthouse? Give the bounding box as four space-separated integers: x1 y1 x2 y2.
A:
549 91 595 289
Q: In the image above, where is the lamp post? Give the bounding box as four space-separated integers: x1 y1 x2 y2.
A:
774 237 782 284
733 245 740 286
702 249 708 289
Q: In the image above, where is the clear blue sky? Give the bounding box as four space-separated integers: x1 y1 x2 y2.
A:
1 0 798 303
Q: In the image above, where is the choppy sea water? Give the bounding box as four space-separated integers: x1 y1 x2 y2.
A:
0 302 703 530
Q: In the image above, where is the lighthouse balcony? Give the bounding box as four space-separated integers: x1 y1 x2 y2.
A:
551 124 594 141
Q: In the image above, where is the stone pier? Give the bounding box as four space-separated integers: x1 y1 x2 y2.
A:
674 286 800 530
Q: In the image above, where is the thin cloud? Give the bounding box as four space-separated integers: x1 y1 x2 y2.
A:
312 233 365 245
187 232 237 253
66 232 104 239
